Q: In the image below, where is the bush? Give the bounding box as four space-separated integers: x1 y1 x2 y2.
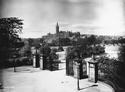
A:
58 46 64 52
66 46 80 60
98 56 118 75
49 51 58 61
98 55 125 91
40 44 51 57
93 45 105 55
51 48 58 53
18 57 33 65
117 45 125 88
4 56 33 68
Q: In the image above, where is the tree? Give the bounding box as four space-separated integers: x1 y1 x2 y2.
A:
59 38 71 46
40 44 51 69
87 35 97 45
67 35 105 59
28 38 34 47
118 37 125 44
118 45 125 76
0 17 23 67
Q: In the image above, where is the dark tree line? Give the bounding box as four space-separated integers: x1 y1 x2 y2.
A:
66 35 105 60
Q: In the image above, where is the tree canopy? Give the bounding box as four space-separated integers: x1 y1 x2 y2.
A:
0 17 24 67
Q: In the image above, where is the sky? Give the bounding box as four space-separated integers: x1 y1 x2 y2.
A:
1 0 125 38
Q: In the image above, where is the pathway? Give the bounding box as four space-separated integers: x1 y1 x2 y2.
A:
0 66 114 92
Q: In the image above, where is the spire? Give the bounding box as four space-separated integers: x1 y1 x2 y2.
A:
56 22 59 34
56 22 59 26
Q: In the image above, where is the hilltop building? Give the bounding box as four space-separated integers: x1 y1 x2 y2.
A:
42 22 71 43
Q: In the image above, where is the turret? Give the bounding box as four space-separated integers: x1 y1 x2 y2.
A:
56 22 59 34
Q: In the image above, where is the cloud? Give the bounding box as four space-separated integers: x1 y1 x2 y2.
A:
94 0 125 36
71 23 99 29
68 24 97 34
1 0 125 37
1 0 98 37
0 0 4 17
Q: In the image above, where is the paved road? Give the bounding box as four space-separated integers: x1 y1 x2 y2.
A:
0 66 114 92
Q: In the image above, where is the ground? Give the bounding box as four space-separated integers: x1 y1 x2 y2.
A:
0 66 114 92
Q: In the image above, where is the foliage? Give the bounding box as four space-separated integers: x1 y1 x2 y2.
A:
118 37 125 44
59 38 71 46
118 45 125 77
66 46 77 60
27 38 34 46
27 38 41 48
98 56 118 75
58 46 64 52
19 40 31 57
66 35 105 60
18 57 33 65
66 45 105 60
24 46 32 57
26 38 41 56
98 44 125 91
6 57 32 67
117 45 125 90
97 56 122 90
0 17 23 67
0 17 23 47
74 35 103 47
40 44 51 57
49 50 58 61
51 48 58 53
49 38 71 46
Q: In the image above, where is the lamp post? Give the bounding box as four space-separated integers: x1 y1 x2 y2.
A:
74 58 80 90
14 59 16 72
77 61 80 90
13 54 16 72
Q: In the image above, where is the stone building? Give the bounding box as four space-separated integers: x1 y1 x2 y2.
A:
42 22 71 43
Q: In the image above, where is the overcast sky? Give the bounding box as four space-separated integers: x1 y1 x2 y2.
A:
1 0 125 38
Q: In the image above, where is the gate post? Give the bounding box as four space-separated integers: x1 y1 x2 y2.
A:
40 56 43 70
88 59 98 83
33 55 36 68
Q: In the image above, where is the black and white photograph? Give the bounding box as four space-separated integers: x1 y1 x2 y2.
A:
0 0 125 92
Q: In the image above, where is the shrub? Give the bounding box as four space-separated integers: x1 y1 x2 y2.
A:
58 46 64 52
51 48 58 53
40 44 51 57
19 57 33 65
49 51 58 61
98 53 125 91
